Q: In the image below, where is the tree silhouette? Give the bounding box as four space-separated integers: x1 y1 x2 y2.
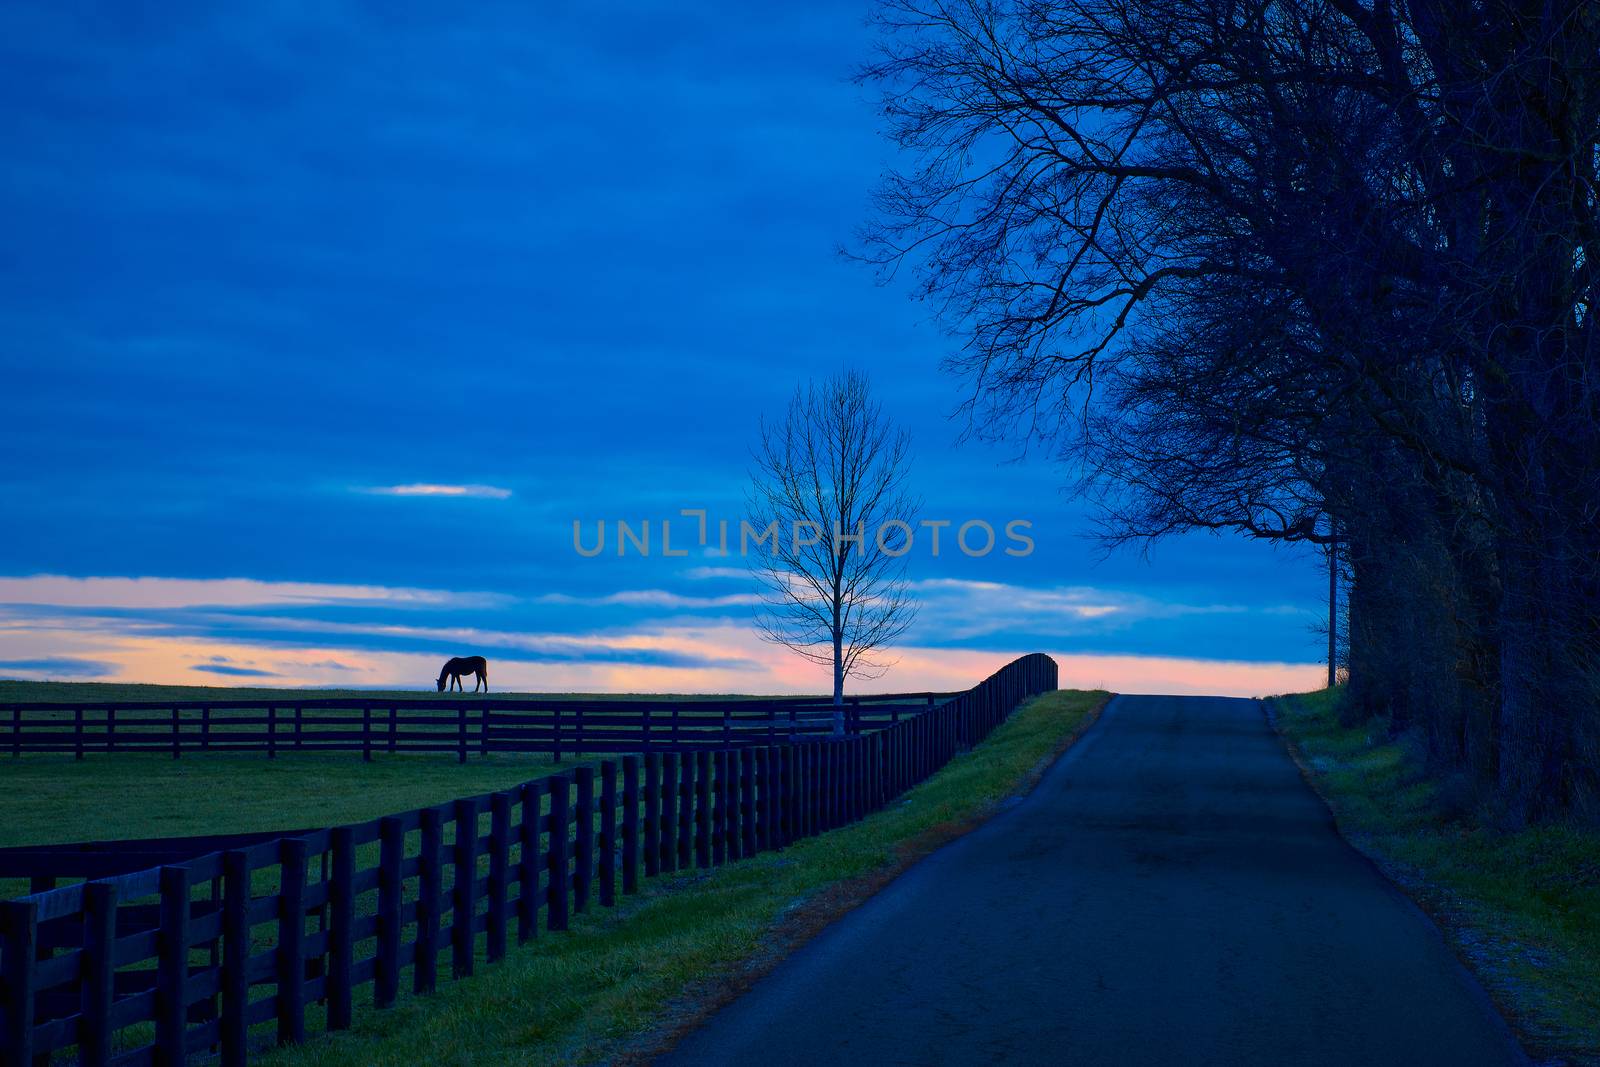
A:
859 0 1600 819
748 371 919 734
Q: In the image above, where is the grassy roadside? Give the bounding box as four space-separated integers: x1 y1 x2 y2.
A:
264 688 1107 1067
1273 689 1600 1067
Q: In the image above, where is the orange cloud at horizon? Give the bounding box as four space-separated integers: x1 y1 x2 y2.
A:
0 614 1325 698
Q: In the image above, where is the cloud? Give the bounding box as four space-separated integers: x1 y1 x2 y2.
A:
190 663 279 677
303 659 362 672
536 589 760 609
0 656 117 678
0 568 1322 696
0 599 1322 697
0 575 507 610
357 484 512 499
684 566 750 580
904 578 1297 643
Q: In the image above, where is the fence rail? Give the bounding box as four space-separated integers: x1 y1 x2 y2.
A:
0 693 957 763
0 654 1057 1066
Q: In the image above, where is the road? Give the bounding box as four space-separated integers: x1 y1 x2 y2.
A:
661 695 1525 1066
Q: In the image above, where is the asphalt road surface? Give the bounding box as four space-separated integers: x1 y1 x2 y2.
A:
661 695 1525 1067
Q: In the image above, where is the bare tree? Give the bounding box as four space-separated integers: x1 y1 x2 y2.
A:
748 370 919 734
857 0 1600 820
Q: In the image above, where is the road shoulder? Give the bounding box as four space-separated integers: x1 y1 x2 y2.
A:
1270 691 1597 1067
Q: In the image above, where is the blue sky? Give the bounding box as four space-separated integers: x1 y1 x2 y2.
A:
0 2 1326 695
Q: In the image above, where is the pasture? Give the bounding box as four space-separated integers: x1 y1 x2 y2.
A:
0 656 1065 1065
0 680 790 855
0 752 560 851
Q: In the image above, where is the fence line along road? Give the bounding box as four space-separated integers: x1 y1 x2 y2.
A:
0 692 959 763
0 654 1058 1067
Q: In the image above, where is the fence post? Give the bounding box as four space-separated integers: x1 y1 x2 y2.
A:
622 756 640 894
453 798 480 977
726 749 742 861
156 865 194 1063
221 851 250 1065
777 745 791 845
811 742 823 834
517 781 544 944
755 747 771 852
553 706 562 764
600 761 618 906
852 737 863 821
75 879 114 1066
277 839 307 1046
677 751 695 868
199 707 209 752
813 742 825 832
826 739 838 829
328 826 356 1031
711 749 727 866
741 747 757 858
1 899 38 1065
267 706 276 759
172 706 181 759
547 776 571 931
416 809 442 993
643 752 661 878
75 705 85 760
388 706 398 753
10 706 20 757
695 750 712 868
361 706 372 762
481 704 492 757
457 706 468 764
661 753 679 873
488 790 511 963
376 817 402 1007
780 744 794 846
293 706 303 749
573 767 594 913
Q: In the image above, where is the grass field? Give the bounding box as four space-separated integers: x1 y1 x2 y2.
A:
0 751 565 849
1274 689 1600 1067
251 688 1106 1066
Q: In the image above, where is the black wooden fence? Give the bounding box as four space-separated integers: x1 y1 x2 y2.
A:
0 654 1057 1066
0 694 954 763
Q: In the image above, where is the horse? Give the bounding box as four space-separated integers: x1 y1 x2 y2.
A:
437 656 489 692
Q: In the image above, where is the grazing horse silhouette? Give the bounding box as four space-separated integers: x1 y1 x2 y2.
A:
437 656 489 692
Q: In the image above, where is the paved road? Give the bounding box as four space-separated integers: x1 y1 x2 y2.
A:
662 695 1525 1067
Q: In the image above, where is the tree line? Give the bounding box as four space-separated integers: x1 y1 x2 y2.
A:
859 0 1600 821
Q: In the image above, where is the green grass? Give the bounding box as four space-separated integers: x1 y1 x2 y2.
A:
1275 688 1600 1067
260 688 1106 1067
0 752 565 849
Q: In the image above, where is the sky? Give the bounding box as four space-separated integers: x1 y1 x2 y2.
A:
0 2 1328 697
